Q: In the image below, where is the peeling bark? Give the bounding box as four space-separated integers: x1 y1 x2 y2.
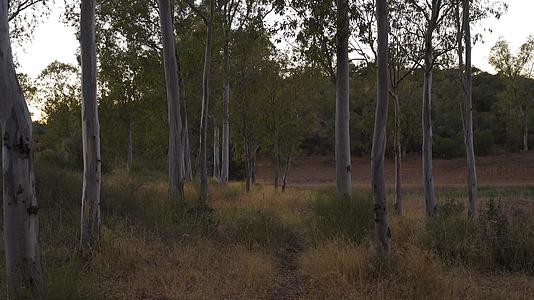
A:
0 1 44 298
335 0 352 200
80 0 102 249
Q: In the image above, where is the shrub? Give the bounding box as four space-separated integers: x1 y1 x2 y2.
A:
310 191 373 244
219 208 293 249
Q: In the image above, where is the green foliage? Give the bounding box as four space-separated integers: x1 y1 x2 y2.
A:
310 191 374 244
218 208 293 249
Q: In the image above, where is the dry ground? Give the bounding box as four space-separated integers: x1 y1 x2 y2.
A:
256 152 534 189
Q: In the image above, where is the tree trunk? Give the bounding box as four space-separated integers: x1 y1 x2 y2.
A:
180 96 193 182
221 30 230 184
523 106 529 152
251 144 259 185
213 125 220 179
0 1 44 296
372 0 390 256
80 0 102 249
393 91 402 214
282 156 291 192
273 152 280 191
127 120 133 174
335 0 352 200
461 0 478 219
199 0 215 204
422 41 436 217
158 0 184 201
244 138 251 193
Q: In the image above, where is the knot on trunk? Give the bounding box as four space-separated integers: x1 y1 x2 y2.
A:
27 206 39 215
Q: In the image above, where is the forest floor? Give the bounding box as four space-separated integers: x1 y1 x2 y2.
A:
1 153 534 299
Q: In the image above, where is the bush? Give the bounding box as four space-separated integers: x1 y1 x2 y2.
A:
310 191 373 244
474 129 495 156
433 135 464 159
219 208 293 249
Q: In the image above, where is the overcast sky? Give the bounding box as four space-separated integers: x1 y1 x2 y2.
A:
12 0 534 118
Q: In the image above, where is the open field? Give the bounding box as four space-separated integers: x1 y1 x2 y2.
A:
1 155 534 299
256 152 534 189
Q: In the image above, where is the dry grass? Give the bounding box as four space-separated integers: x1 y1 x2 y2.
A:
2 160 534 299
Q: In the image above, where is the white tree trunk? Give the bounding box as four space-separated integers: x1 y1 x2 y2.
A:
199 0 214 203
80 0 102 249
460 0 478 219
0 1 44 297
127 120 133 174
372 0 390 256
335 0 352 200
181 100 193 181
158 0 184 201
393 92 402 214
221 33 230 184
213 125 220 179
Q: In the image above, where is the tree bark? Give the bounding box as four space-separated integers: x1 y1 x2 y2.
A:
180 94 193 182
221 28 230 184
422 8 437 216
158 0 184 201
372 0 390 256
127 120 133 174
199 0 215 204
523 106 529 152
272 152 280 191
459 0 478 219
244 137 251 193
282 156 291 192
80 0 102 249
393 91 402 214
213 125 220 179
0 1 44 297
335 0 352 200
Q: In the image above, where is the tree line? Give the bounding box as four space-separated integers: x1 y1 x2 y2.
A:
2 0 533 298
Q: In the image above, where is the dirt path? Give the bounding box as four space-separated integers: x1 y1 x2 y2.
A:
271 235 305 300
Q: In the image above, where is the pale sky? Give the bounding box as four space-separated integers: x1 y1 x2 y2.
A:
11 0 534 119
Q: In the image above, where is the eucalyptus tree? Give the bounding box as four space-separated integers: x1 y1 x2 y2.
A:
372 0 390 255
406 0 457 216
489 36 534 152
159 0 185 201
387 1 425 214
185 0 215 203
80 0 102 249
455 0 477 218
0 1 44 297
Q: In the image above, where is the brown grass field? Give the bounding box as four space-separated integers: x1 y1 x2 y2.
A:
1 153 534 299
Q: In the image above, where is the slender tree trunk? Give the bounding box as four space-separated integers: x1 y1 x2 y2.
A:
251 144 259 185
213 125 220 179
244 137 251 193
523 106 529 152
127 120 133 174
282 156 291 192
0 1 44 297
158 0 184 201
335 0 352 200
393 91 402 214
461 0 477 219
80 0 102 249
372 0 390 256
273 152 280 191
181 96 193 181
422 44 436 217
221 30 230 184
199 0 215 204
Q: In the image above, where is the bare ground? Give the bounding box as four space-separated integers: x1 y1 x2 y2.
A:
256 152 534 189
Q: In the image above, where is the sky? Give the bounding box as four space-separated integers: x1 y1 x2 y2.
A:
11 0 534 119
